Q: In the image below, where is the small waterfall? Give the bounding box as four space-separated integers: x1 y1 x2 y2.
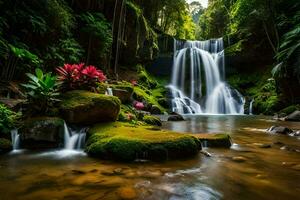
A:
11 129 20 150
249 99 254 115
106 88 113 96
168 38 245 115
63 123 86 150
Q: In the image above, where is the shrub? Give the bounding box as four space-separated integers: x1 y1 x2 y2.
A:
22 68 61 115
0 104 20 134
56 63 106 91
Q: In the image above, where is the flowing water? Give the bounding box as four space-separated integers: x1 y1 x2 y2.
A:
10 129 20 151
0 116 299 200
249 99 254 115
168 39 245 115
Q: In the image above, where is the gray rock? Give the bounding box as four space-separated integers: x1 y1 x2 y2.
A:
168 112 185 121
267 126 293 135
285 110 300 121
19 117 64 149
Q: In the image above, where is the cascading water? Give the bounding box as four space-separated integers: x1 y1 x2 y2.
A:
168 38 245 114
249 99 254 115
106 88 113 96
11 129 20 150
63 123 86 150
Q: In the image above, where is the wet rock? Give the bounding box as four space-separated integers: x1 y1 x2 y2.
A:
60 90 121 125
19 117 64 149
113 89 132 104
150 105 162 114
200 150 212 157
289 131 300 137
285 110 300 122
89 169 98 173
168 113 185 121
143 115 162 126
117 186 137 200
232 156 247 163
253 143 272 148
0 138 12 153
71 170 86 175
267 126 293 135
280 146 300 152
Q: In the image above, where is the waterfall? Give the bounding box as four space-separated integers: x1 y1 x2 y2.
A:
106 88 113 96
168 38 245 115
11 129 20 150
63 123 86 150
249 99 254 115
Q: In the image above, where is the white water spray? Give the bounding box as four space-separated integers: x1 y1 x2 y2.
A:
249 99 254 115
168 39 245 114
63 123 86 150
11 129 20 150
106 88 113 96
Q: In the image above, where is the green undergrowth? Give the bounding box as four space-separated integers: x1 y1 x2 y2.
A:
228 70 280 115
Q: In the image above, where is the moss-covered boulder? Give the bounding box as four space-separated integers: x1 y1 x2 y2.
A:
143 115 162 126
19 117 64 149
85 122 202 161
0 138 12 153
193 134 232 148
60 90 121 124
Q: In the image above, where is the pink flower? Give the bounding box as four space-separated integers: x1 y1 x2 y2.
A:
134 101 144 110
131 80 138 86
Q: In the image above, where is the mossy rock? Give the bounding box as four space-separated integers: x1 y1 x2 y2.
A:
278 105 300 116
19 117 65 149
85 122 202 162
143 115 162 126
60 90 121 124
193 134 232 148
118 105 137 122
0 138 12 152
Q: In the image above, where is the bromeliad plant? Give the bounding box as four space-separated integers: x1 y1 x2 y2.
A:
56 63 106 91
22 68 61 115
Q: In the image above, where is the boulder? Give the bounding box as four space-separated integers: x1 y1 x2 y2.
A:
85 122 201 162
168 112 185 121
150 105 162 114
113 89 132 104
267 126 293 135
60 90 121 125
285 110 300 122
142 115 162 126
19 117 64 149
0 138 12 153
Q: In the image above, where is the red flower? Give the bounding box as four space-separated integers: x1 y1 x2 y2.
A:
56 63 107 90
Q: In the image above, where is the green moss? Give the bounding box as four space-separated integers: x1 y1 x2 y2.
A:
0 138 12 152
60 90 121 110
85 122 201 161
278 105 300 115
143 115 162 126
22 117 64 128
118 105 137 122
193 133 232 148
137 65 158 89
0 104 20 135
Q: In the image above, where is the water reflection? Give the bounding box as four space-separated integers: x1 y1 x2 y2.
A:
0 115 299 200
